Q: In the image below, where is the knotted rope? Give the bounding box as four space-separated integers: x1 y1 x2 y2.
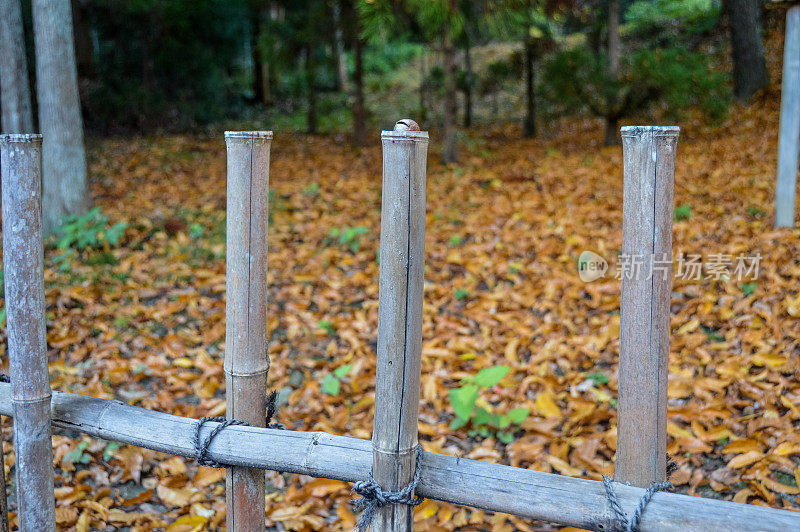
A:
352 445 425 532
600 455 677 532
194 391 284 468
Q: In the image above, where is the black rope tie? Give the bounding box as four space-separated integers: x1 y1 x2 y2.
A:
352 445 425 532
194 390 284 468
600 454 677 532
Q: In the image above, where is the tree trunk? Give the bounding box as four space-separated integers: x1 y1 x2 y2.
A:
605 0 621 146
333 0 349 93
523 36 536 138
608 0 620 79
353 36 367 146
0 0 35 133
442 35 457 164
251 1 271 106
605 115 619 146
419 50 427 120
71 0 93 79
463 44 472 128
723 0 769 101
33 0 88 235
306 46 317 134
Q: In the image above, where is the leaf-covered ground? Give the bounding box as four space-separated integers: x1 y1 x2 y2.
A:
1 89 800 531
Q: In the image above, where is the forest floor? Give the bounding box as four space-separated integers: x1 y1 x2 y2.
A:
1 84 800 531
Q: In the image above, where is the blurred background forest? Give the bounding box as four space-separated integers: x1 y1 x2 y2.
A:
6 0 770 146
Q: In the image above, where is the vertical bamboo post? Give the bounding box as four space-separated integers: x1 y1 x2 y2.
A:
224 131 271 531
616 126 679 488
776 5 800 228
0 134 56 531
371 119 428 531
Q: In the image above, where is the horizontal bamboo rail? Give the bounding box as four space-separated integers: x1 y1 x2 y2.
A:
0 385 796 532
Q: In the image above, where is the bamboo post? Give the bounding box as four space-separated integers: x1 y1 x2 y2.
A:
0 134 56 531
775 4 800 228
616 126 679 488
224 131 271 531
371 119 428 531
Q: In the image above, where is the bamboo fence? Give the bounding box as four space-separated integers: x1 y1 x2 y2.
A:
0 124 799 532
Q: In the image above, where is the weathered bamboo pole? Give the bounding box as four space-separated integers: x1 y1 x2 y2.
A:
617 126 679 488
0 134 56 531
371 119 428 531
224 131 271 531
775 5 800 228
0 386 797 531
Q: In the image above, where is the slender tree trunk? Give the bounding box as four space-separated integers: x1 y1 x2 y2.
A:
71 0 93 79
333 0 349 93
723 0 769 101
608 0 620 79
605 0 621 146
442 35 458 163
463 44 473 128
0 0 35 133
353 36 367 146
33 0 89 235
775 6 800 228
251 1 271 106
306 46 317 134
523 36 536 138
419 50 427 120
605 115 620 147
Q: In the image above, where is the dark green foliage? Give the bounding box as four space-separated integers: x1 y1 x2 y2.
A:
479 60 515 96
540 46 730 123
625 0 721 46
82 0 249 131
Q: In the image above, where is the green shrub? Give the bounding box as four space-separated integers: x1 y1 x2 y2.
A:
54 207 127 251
625 0 721 45
540 46 730 123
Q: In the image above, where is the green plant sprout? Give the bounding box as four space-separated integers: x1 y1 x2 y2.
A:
448 365 529 443
321 364 352 396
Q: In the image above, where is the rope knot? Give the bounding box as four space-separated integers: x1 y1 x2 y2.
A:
352 446 424 532
601 476 673 532
193 391 284 468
